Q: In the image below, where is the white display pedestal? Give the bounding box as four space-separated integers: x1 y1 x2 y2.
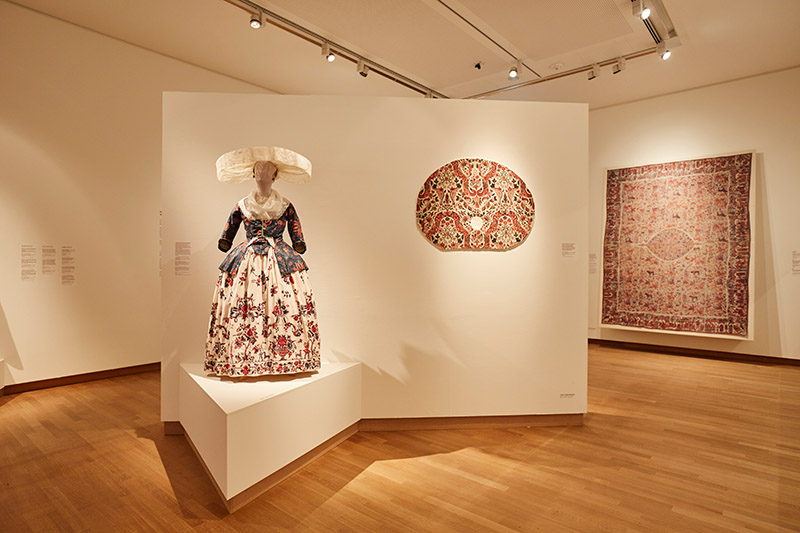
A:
179 362 361 512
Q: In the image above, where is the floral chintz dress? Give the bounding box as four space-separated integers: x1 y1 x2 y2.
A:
204 190 321 377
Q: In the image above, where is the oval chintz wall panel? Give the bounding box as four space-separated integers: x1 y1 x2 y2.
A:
415 159 535 251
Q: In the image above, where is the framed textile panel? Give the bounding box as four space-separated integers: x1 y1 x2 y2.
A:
601 152 755 339
416 158 534 251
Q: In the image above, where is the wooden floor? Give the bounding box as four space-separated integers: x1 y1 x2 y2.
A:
1 345 799 532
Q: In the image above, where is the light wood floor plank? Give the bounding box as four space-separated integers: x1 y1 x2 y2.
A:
1 346 799 531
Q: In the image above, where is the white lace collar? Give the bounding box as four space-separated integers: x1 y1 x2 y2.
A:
238 189 290 220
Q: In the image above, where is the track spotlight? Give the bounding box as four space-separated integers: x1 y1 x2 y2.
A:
250 10 263 29
587 64 599 81
612 57 626 74
656 41 671 60
322 42 335 62
357 59 369 77
632 0 651 20
508 61 520 80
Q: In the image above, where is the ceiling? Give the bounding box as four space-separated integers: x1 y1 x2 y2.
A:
9 0 800 108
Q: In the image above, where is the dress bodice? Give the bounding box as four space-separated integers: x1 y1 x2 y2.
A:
217 201 308 277
243 216 287 240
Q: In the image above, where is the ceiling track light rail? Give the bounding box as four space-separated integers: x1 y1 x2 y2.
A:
643 18 662 43
466 47 659 100
222 0 448 98
434 0 540 79
637 0 679 54
456 0 678 98
639 1 677 61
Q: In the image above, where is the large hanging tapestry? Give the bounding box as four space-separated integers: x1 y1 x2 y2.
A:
601 152 755 339
416 158 534 251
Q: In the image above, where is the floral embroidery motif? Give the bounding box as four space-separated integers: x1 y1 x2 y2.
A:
643 228 697 261
416 159 535 251
602 153 752 337
204 200 320 376
219 204 307 277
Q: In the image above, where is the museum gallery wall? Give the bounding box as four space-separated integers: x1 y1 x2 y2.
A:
601 153 754 339
0 2 269 387
162 94 589 421
589 66 800 359
3 0 798 392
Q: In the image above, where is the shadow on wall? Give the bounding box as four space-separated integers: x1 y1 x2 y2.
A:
331 338 467 418
161 238 220 394
752 153 782 356
0 301 22 375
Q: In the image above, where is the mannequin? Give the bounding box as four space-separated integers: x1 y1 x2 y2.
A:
204 147 319 377
254 160 277 196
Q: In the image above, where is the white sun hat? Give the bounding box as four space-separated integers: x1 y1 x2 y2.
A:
215 146 312 184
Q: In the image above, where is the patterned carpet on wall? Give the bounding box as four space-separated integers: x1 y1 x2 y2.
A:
601 152 753 338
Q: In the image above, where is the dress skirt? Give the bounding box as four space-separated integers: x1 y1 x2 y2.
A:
204 248 321 376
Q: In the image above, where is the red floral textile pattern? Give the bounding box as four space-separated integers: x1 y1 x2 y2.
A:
204 250 320 377
416 159 534 251
602 153 753 337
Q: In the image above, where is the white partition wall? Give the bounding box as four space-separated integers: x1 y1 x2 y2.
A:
162 93 589 421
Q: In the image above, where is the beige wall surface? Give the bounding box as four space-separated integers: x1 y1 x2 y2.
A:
161 93 589 421
8 0 794 396
0 2 269 386
589 67 800 359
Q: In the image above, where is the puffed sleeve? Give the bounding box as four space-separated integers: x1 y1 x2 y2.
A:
285 203 306 254
218 205 243 252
